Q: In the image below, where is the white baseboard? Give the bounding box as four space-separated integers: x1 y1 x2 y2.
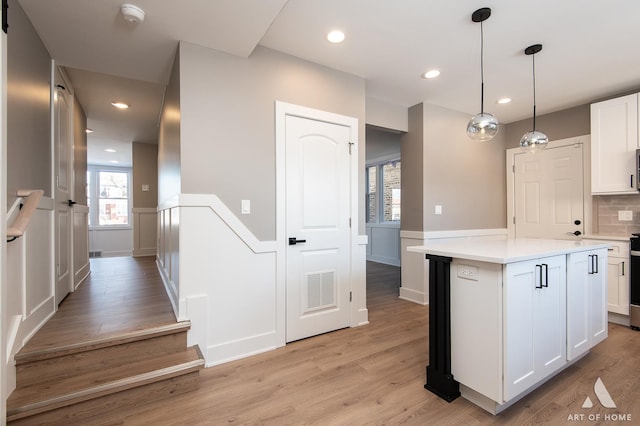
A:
399 287 427 305
205 331 281 367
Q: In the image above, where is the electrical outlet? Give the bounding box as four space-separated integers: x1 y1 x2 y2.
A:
457 264 479 281
435 205 443 215
618 210 633 221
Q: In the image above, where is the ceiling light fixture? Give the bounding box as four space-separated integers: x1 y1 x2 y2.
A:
120 4 145 24
111 101 129 109
327 30 345 43
519 44 548 153
466 7 499 141
422 69 440 79
85 128 94 133
105 148 117 153
497 98 512 104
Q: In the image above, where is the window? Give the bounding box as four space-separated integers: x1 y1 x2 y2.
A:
87 167 131 228
366 160 401 223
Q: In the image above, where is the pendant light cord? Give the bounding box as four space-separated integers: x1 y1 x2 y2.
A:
532 52 537 131
480 20 485 114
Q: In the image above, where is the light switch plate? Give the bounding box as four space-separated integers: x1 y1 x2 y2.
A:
435 205 443 215
141 184 150 192
241 200 250 214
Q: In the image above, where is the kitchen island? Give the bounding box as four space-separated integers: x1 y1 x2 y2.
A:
408 237 610 414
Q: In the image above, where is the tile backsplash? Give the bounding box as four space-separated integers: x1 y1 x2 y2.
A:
594 194 640 236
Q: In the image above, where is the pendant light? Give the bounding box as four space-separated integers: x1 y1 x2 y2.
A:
520 44 548 152
466 7 499 141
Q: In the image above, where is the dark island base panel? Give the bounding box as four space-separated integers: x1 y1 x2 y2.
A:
424 254 460 402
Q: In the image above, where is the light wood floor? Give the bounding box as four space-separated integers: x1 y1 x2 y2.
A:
26 258 640 424
18 256 177 356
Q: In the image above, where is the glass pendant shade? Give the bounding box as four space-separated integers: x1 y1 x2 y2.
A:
467 112 499 141
519 130 548 153
466 7 499 141
521 44 548 153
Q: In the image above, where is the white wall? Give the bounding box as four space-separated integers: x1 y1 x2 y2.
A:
89 228 132 257
5 197 55 397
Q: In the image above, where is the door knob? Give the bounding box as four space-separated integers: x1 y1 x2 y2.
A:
288 237 307 245
574 220 581 225
68 200 77 207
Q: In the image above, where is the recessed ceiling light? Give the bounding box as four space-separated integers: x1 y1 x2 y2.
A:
85 128 94 133
422 69 440 79
111 101 129 109
105 148 117 153
497 98 512 104
110 160 120 164
327 30 345 43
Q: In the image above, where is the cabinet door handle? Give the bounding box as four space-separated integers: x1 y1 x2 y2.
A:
588 254 594 275
542 263 549 287
621 261 625 276
594 254 599 274
535 264 543 289
631 174 634 188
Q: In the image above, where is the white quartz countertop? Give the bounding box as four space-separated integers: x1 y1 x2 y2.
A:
407 237 610 264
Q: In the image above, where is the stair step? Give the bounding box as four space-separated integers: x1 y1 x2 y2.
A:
15 321 191 364
7 346 204 424
16 328 190 387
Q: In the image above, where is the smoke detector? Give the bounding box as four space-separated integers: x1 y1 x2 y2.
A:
120 4 145 24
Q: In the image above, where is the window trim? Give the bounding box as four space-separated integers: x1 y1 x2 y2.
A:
87 165 132 231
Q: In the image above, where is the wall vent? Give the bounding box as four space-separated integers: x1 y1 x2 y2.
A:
89 250 102 258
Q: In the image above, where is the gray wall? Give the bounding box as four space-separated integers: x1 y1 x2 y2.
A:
400 104 424 232
73 96 87 206
7 0 51 208
132 142 158 208
177 43 366 240
366 126 401 162
158 48 181 205
423 103 506 231
504 104 590 148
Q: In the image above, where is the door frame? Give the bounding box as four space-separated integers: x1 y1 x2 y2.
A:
506 135 593 238
275 101 360 347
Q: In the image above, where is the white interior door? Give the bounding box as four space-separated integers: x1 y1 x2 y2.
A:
514 144 584 239
54 76 73 304
285 115 351 342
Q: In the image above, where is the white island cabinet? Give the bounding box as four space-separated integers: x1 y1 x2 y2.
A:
408 238 609 415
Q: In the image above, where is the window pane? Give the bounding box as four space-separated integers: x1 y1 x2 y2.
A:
99 199 129 225
382 162 401 222
99 171 128 199
96 170 129 226
367 166 377 223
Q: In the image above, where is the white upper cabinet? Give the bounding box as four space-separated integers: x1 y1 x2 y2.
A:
591 93 639 194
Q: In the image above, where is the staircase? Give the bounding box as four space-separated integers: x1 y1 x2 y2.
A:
7 321 203 424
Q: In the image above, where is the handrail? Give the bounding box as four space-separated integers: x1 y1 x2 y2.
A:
7 189 44 242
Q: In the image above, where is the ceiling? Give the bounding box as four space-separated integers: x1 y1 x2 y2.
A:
18 0 640 165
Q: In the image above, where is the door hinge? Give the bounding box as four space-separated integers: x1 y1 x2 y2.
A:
513 216 516 224
512 164 515 173
349 217 352 228
348 141 354 155
350 291 352 302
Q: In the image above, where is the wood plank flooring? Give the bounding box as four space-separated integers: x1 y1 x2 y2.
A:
78 260 640 425
18 256 177 356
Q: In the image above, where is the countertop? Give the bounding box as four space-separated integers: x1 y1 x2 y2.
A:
582 234 630 243
407 237 610 264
